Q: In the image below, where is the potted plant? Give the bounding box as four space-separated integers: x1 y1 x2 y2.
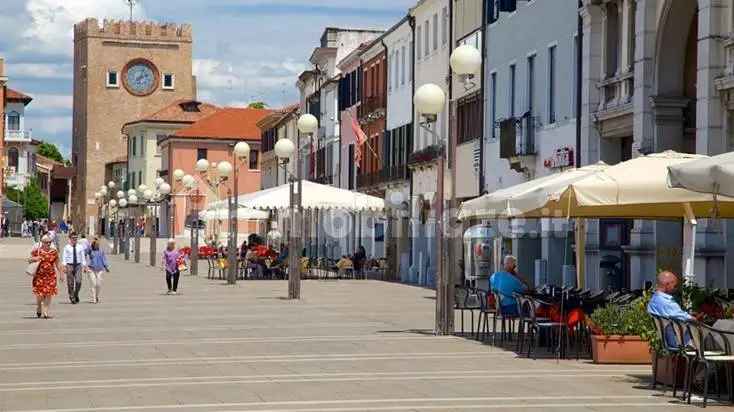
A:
588 297 655 364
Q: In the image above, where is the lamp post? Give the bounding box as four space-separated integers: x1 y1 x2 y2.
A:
146 178 168 268
275 113 314 299
195 145 248 285
413 45 480 336
179 173 199 275
415 83 449 335
119 195 130 260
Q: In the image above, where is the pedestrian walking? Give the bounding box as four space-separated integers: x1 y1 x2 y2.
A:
78 233 90 254
62 232 87 304
29 235 64 319
162 240 181 295
86 238 109 303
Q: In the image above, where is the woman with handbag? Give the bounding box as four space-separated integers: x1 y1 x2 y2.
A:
28 235 64 319
86 238 109 303
161 240 181 295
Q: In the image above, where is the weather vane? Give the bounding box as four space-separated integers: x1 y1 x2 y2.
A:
124 0 137 22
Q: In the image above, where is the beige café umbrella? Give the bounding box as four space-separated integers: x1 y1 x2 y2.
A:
668 151 734 198
460 151 734 286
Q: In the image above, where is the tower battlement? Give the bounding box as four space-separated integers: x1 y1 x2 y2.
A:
74 18 192 42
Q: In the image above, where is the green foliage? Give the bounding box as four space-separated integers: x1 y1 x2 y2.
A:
37 141 64 163
590 290 661 353
247 101 268 109
4 178 48 220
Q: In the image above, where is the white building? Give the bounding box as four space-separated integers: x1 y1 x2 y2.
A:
4 88 37 190
384 16 414 281
410 0 451 287
483 0 580 286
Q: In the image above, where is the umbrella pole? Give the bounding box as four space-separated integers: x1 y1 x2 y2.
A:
682 203 697 286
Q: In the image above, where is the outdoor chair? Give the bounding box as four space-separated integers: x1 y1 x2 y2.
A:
651 315 686 398
454 286 480 336
474 289 496 342
489 291 521 346
684 321 734 407
523 297 568 360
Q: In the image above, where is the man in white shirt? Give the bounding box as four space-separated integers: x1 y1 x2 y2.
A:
62 232 87 304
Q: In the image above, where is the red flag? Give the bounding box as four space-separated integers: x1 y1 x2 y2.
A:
350 111 367 168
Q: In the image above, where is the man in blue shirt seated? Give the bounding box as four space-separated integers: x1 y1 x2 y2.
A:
647 271 698 349
489 255 529 316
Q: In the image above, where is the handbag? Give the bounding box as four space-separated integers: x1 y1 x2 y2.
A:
25 261 40 277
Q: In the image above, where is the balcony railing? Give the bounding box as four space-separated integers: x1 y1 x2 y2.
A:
356 163 408 189
597 71 634 113
5 129 31 142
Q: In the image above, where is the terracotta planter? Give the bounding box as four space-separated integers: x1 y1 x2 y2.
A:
590 334 652 364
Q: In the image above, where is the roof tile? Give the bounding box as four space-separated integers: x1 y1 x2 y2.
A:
174 108 273 140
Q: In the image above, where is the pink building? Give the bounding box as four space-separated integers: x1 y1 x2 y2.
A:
158 107 272 237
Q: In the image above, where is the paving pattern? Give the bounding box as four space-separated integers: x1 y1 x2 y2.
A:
0 238 725 411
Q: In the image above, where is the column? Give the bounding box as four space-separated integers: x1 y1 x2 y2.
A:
581 1 604 165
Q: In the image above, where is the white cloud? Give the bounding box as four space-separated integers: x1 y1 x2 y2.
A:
27 94 73 111
23 0 146 56
6 63 73 80
29 115 72 136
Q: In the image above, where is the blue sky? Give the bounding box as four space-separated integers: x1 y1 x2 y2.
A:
0 0 415 158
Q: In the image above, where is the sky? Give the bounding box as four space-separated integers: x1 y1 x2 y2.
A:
0 0 415 158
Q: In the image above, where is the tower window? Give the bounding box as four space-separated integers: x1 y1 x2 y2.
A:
107 71 119 88
163 73 175 90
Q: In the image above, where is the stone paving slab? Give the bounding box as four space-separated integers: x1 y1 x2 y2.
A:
0 237 727 411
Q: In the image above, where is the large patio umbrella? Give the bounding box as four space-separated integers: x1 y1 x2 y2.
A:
459 151 734 286
235 180 384 211
458 162 608 220
668 151 734 197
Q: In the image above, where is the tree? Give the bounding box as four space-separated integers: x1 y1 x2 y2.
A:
37 141 64 163
248 101 268 109
5 178 48 220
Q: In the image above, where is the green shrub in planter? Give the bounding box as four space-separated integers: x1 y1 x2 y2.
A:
590 292 661 353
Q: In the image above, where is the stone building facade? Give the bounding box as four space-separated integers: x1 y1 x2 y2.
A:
72 18 196 233
580 0 734 289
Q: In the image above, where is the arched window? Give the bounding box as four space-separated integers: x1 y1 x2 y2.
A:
8 147 19 171
7 112 20 131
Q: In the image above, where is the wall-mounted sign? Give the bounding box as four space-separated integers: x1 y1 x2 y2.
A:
544 146 575 169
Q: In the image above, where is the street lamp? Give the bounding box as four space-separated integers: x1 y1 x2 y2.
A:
414 82 450 335
450 44 482 90
275 113 314 299
195 143 249 285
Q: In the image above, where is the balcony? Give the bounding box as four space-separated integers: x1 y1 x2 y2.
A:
356 164 409 189
596 71 634 114
358 95 386 121
5 129 31 142
499 116 537 158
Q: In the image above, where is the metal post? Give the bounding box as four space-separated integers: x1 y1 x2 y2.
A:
288 178 302 299
134 207 141 263
123 217 130 260
149 202 157 267
191 191 199 276
227 162 238 284
112 212 119 254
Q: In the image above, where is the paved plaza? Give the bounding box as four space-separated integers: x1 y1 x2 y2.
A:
0 238 725 412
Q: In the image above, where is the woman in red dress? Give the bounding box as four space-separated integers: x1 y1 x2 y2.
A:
29 235 64 319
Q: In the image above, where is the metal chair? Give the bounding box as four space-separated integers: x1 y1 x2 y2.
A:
454 286 480 336
684 321 734 407
523 297 567 359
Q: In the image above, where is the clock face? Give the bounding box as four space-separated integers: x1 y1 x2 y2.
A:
122 60 158 96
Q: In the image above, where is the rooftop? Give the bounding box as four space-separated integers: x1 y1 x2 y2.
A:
173 108 273 141
123 99 219 129
6 88 32 105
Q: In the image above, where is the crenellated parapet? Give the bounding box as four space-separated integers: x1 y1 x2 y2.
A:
74 18 192 42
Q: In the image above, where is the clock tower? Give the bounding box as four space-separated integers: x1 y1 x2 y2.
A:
72 18 195 232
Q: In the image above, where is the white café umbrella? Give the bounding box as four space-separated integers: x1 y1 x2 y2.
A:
199 207 269 222
235 180 384 211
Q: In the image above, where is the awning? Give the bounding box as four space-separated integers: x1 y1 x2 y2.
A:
198 207 269 222
235 180 384 212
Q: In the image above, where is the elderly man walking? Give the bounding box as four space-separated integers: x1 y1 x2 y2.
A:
62 232 88 304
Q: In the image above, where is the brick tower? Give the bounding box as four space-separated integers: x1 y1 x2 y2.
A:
72 18 195 232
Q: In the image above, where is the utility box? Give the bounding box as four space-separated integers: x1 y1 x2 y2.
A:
463 224 497 287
